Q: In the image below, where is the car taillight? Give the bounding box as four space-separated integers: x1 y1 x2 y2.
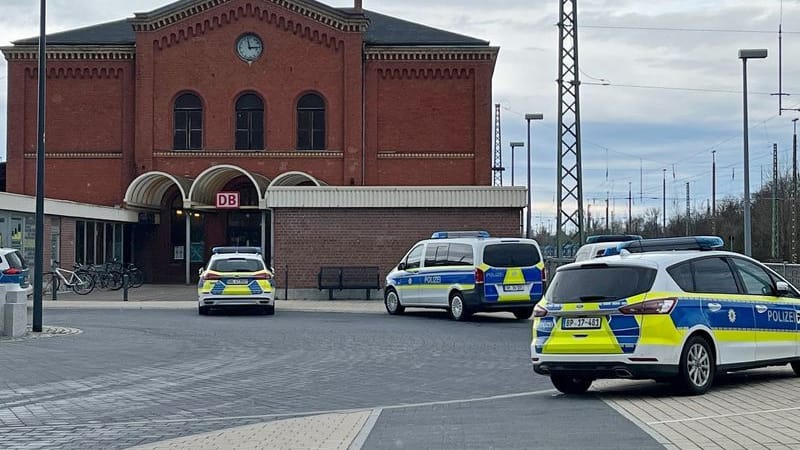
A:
542 266 548 284
253 272 272 280
534 304 548 317
204 273 221 280
474 268 484 285
3 268 21 275
618 298 677 315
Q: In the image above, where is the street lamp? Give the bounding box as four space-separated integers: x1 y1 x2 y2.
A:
525 113 544 239
739 48 768 256
509 141 524 186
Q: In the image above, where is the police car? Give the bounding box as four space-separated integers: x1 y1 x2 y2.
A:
531 236 800 395
0 248 31 297
197 247 274 315
385 231 545 321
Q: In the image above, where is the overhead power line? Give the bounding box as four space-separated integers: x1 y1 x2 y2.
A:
583 81 778 96
581 24 800 34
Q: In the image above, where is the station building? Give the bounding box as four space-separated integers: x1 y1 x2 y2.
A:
1 0 526 298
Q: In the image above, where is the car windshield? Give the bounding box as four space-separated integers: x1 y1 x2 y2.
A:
482 243 541 268
210 258 263 273
547 264 657 304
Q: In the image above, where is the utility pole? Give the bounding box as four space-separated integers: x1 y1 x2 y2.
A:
662 169 667 235
605 191 609 232
773 143 779 260
712 151 717 235
639 159 643 202
627 182 632 233
685 182 690 236
793 118 798 263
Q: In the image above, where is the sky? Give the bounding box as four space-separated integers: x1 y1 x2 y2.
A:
1 0 799 230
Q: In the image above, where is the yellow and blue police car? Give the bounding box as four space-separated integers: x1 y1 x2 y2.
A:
531 237 800 395
197 247 274 316
385 231 545 321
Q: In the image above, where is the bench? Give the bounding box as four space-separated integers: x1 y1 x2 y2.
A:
317 266 381 300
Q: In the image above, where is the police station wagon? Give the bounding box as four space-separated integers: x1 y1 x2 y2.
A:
197 247 274 316
531 237 800 395
384 231 545 321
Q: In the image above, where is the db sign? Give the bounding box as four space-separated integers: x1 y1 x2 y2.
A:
216 192 240 209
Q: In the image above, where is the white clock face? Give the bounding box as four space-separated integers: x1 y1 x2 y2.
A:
236 33 263 62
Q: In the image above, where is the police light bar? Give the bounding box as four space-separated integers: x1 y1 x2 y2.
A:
606 236 724 255
212 246 262 255
586 234 642 244
431 231 490 239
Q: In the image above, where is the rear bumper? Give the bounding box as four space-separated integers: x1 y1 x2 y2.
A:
199 294 273 307
532 360 678 379
462 289 538 311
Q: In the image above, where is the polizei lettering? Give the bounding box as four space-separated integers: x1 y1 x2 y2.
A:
424 276 442 284
766 310 797 323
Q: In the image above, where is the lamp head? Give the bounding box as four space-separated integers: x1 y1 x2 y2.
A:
510 141 525 148
524 113 544 121
738 49 768 59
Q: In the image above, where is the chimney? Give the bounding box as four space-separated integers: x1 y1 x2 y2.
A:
354 0 362 12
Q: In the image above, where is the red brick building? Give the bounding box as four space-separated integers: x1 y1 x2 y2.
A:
2 0 525 297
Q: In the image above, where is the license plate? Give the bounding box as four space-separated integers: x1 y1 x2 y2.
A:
504 284 526 292
562 317 602 329
227 279 250 285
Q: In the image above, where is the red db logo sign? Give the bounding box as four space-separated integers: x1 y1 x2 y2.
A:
216 192 240 209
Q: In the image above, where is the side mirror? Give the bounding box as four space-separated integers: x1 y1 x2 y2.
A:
198 267 204 276
776 281 791 296
397 262 407 271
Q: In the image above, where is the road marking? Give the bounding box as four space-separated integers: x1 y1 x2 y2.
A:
602 398 675 449
646 405 800 425
347 408 382 450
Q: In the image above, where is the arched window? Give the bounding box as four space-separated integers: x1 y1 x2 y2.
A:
235 93 264 150
174 93 203 150
297 93 325 150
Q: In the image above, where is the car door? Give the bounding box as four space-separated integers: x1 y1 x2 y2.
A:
730 258 798 362
396 244 424 305
419 243 449 306
691 257 756 365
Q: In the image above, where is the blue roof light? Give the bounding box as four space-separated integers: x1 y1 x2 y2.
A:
431 231 490 239
212 246 262 255
618 236 724 254
586 234 642 244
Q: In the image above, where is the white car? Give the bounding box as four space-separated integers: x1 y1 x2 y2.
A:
0 248 32 297
197 247 274 315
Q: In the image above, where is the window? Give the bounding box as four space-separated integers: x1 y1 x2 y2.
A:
424 244 449 268
692 257 739 295
447 244 474 266
174 93 203 150
235 93 264 150
483 244 541 268
668 262 694 292
731 258 775 296
297 93 325 150
210 258 263 273
547 265 657 304
404 245 424 270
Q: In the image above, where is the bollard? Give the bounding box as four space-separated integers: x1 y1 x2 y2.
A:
0 285 6 335
123 272 129 301
52 271 58 301
283 264 288 301
4 291 27 337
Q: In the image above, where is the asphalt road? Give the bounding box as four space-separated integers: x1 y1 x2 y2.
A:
0 308 661 449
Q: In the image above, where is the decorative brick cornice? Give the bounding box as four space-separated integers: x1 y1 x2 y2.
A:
377 67 474 81
377 152 474 159
24 152 123 159
365 46 499 62
153 150 343 158
2 45 135 61
131 0 367 33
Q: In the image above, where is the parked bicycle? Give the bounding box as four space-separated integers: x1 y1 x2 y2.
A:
43 261 95 295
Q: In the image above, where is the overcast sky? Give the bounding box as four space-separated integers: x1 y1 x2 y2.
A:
1 0 799 228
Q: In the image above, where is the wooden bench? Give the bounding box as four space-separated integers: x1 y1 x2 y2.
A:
317 266 381 300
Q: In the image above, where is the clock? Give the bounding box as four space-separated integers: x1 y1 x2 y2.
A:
236 33 263 62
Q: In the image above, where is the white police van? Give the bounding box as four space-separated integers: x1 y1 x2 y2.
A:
385 231 545 321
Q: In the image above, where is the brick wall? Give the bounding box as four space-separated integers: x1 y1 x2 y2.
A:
273 208 522 288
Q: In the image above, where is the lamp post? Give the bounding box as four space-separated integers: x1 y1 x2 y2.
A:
509 141 524 186
525 113 544 239
739 48 768 256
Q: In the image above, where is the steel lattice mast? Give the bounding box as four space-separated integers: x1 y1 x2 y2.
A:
492 103 503 186
556 0 585 256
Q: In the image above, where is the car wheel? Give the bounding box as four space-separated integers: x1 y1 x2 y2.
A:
675 335 715 395
263 305 275 316
550 374 592 394
448 292 472 321
791 361 800 376
384 289 405 315
513 307 534 320
199 306 209 316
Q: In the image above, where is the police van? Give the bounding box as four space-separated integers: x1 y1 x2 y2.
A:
531 236 800 395
384 231 545 321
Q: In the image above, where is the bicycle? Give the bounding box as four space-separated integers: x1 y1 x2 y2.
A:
43 262 96 295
